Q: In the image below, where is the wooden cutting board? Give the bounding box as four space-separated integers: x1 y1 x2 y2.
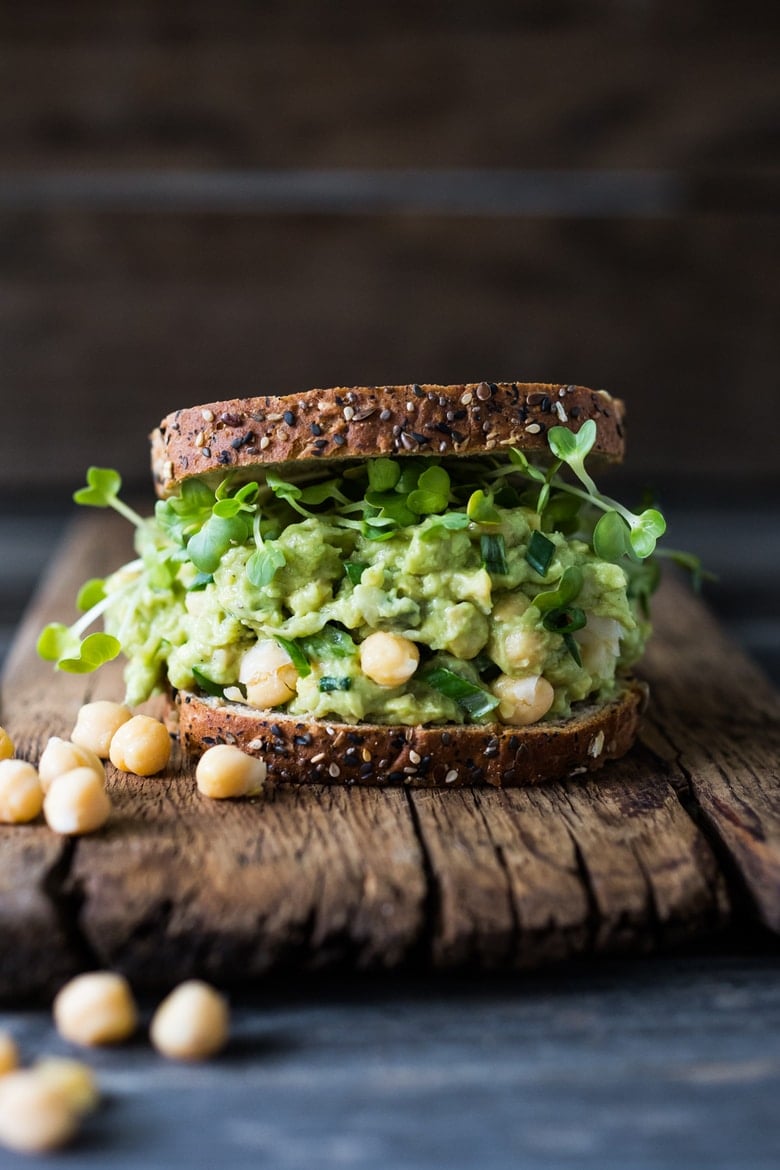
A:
1 514 779 1000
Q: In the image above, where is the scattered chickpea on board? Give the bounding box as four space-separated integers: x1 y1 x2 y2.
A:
150 981 230 1061
53 972 138 1047
108 713 172 775
0 759 44 824
196 743 267 799
71 700 132 758
0 974 231 1153
43 767 112 835
39 736 105 791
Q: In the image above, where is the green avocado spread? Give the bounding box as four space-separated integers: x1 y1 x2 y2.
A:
93 444 656 728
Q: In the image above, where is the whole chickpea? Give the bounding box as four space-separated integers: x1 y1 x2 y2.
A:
0 1070 79 1153
196 744 266 799
234 640 299 710
72 701 131 759
53 972 137 1047
39 737 105 793
359 632 420 688
109 715 171 776
43 767 111 835
0 759 43 824
491 674 555 726
150 981 229 1062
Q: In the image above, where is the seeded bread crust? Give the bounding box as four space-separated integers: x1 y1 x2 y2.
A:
151 382 625 496
176 679 646 788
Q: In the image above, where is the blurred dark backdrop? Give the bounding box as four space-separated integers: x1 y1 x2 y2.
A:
1 0 778 673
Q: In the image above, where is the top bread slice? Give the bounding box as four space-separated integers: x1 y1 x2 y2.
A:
151 381 625 496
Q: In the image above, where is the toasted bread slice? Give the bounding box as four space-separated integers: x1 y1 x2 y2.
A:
176 678 646 788
151 382 625 496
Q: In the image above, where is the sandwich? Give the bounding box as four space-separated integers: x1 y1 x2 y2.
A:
40 381 670 787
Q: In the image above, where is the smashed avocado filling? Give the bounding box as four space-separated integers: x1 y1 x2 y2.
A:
39 420 677 727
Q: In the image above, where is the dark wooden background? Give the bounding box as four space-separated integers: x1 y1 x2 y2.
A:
1 1 778 496
0 0 778 672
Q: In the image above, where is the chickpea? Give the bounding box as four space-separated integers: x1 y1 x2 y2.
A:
53 972 137 1047
43 767 112 835
33 1058 99 1115
491 674 555 726
0 1070 79 1153
72 700 132 759
500 628 548 674
359 631 420 688
237 639 299 710
109 715 171 776
39 736 105 793
0 759 43 824
0 726 13 761
0 1032 18 1077
150 980 229 1062
196 744 266 800
492 592 531 622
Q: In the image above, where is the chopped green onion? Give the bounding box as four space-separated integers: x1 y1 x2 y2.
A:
542 606 586 635
344 561 367 585
526 531 555 576
318 676 352 693
563 633 582 666
480 533 509 576
302 625 357 660
424 667 500 720
191 666 246 699
273 635 311 678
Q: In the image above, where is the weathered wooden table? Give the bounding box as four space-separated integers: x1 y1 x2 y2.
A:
2 513 779 999
1 514 780 1167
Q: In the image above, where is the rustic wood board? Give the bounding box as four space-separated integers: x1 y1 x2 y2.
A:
1 513 779 1000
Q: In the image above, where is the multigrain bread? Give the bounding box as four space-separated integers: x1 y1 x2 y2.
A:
151 382 625 495
177 679 647 788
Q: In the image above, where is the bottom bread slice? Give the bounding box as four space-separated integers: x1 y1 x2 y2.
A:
176 678 648 788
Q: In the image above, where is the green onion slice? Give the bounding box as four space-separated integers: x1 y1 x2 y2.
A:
273 635 311 678
344 561 367 586
318 676 353 693
192 666 246 699
526 530 555 577
425 667 500 720
542 606 587 635
481 533 509 576
563 633 582 666
302 624 357 660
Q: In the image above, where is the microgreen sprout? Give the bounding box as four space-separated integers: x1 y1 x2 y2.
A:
531 421 668 560
246 512 286 588
466 490 501 526
37 561 142 674
406 466 450 516
74 468 145 529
